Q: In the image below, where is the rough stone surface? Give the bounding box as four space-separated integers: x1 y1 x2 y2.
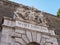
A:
0 0 59 45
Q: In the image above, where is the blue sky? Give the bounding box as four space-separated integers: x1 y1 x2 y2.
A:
10 0 60 15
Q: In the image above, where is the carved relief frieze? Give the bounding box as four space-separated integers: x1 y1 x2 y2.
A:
14 7 47 26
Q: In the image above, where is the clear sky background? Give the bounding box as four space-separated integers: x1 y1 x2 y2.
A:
10 0 60 15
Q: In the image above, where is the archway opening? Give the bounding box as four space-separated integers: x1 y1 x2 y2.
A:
27 42 40 45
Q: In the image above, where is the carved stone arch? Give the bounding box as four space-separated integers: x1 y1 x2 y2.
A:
12 28 42 45
27 42 40 45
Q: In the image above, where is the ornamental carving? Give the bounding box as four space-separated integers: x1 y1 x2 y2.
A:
15 8 44 24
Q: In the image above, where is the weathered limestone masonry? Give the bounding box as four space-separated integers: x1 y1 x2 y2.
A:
1 16 58 45
0 0 59 45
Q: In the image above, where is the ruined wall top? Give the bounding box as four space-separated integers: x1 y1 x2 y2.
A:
0 0 8 1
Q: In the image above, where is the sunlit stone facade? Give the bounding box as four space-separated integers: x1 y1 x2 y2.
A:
0 0 59 45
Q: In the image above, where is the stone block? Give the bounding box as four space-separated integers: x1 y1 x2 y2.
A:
22 35 29 43
15 29 25 34
32 31 36 42
15 38 26 45
26 30 32 42
36 33 41 43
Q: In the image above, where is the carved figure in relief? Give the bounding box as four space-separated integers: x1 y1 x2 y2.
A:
14 8 26 20
15 7 43 24
28 10 35 21
35 16 42 23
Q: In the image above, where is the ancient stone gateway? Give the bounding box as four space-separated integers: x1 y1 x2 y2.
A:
0 0 59 45
0 14 58 45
